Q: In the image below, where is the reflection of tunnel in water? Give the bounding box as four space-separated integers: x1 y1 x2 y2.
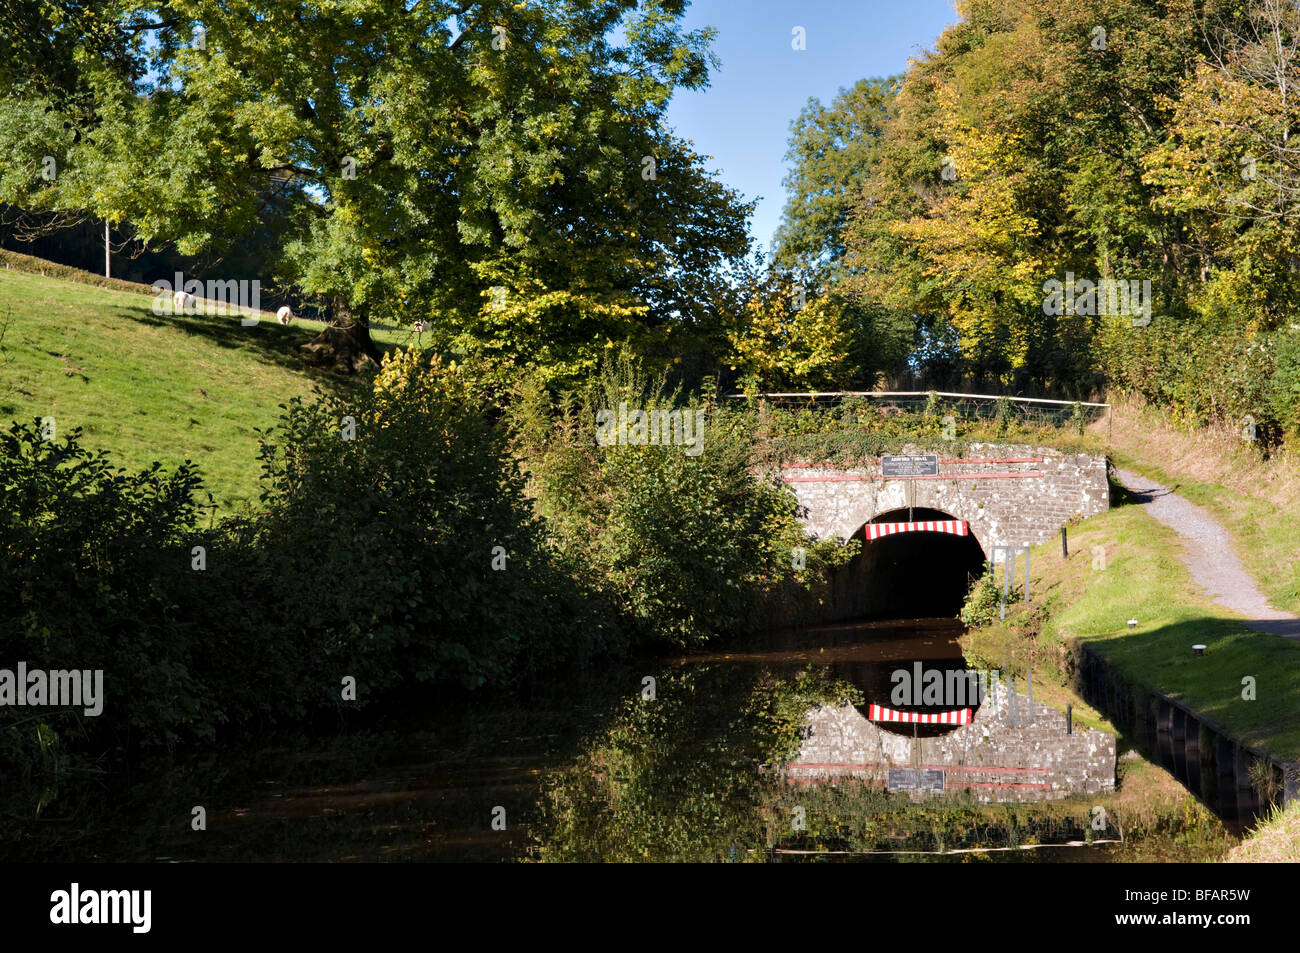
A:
697 617 988 738
858 507 987 618
817 617 984 738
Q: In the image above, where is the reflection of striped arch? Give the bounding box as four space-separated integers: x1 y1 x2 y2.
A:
868 703 972 725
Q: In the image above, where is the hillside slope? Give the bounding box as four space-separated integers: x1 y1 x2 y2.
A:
0 254 409 510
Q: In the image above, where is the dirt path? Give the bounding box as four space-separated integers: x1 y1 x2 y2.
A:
1114 468 1300 640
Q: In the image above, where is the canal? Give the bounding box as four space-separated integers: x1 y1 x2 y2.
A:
37 614 1232 863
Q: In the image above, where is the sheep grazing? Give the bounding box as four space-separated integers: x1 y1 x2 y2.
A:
173 290 195 312
276 306 293 326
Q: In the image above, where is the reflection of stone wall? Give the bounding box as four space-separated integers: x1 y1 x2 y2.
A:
785 683 1116 802
783 443 1110 553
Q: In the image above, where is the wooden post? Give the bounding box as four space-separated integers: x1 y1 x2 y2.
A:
104 221 110 278
1067 704 1073 734
1061 526 1068 558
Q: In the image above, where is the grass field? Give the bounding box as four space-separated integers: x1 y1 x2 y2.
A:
962 485 1300 762
0 256 412 512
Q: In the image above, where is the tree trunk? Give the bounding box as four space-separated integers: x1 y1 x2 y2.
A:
301 296 380 374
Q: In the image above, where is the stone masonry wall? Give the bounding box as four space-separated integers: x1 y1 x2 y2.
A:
784 443 1110 558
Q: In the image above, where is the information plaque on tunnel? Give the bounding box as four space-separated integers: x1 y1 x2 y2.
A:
881 454 938 478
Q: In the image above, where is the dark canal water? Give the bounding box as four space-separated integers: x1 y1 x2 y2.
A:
14 617 1233 862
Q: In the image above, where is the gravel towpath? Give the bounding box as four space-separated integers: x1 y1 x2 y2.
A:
1113 468 1300 640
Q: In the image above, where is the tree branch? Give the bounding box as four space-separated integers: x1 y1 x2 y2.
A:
266 163 321 180
448 6 484 52
119 18 183 35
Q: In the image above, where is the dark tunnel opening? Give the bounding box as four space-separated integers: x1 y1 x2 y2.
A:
845 509 989 735
857 507 987 618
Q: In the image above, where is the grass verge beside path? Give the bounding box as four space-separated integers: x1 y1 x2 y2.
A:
962 486 1300 762
1104 397 1300 616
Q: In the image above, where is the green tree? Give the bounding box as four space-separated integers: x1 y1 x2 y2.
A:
774 76 897 275
767 79 913 388
842 0 1229 394
0 0 752 378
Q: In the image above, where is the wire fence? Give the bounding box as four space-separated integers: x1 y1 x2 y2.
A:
728 391 1112 435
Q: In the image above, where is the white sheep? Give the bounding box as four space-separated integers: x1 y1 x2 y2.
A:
276 306 293 326
173 290 195 313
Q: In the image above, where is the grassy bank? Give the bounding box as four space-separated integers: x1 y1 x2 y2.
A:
1228 801 1300 862
961 483 1300 763
1104 396 1300 616
0 260 410 511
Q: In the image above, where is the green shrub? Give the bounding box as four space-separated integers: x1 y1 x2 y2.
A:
960 564 1001 627
249 347 601 693
1268 331 1300 440
1101 311 1284 445
0 420 212 748
510 351 851 647
0 420 216 834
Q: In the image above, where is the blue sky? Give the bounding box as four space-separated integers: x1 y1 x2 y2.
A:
663 0 960 253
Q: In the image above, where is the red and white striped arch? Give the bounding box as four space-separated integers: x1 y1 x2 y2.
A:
865 520 968 541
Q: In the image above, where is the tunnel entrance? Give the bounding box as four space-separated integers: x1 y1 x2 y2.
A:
821 508 990 737
857 507 987 618
755 508 990 737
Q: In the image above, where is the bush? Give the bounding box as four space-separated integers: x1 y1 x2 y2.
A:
960 564 1001 627
1101 310 1284 445
0 421 211 751
510 350 851 647
0 421 217 835
1268 331 1300 441
249 347 597 694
